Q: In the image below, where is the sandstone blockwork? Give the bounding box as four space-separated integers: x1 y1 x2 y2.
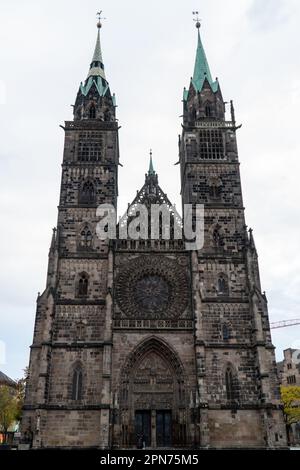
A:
22 25 287 449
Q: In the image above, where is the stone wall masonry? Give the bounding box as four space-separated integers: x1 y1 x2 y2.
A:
40 410 102 448
208 409 265 448
60 164 117 207
53 305 106 342
48 348 103 404
56 258 108 300
201 303 252 344
57 207 109 255
185 162 243 206
205 348 259 404
198 260 248 298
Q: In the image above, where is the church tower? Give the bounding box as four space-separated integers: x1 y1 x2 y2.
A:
179 18 286 447
22 17 286 449
22 19 119 448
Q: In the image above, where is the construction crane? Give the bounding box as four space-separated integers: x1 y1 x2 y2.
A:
270 319 300 330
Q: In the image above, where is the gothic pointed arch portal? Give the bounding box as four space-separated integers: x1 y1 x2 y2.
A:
117 337 188 448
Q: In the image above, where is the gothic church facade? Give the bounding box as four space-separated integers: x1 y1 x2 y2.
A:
22 20 287 449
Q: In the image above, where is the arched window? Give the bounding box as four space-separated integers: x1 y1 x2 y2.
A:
209 177 222 200
213 228 223 248
89 105 96 119
205 105 212 117
218 274 228 295
80 224 93 249
225 366 238 401
222 323 230 341
225 367 234 400
80 181 95 205
209 185 220 199
77 272 88 297
72 366 83 400
76 321 85 341
104 108 111 122
189 107 196 122
209 184 222 200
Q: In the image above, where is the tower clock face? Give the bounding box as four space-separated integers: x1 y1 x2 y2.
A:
133 275 170 313
115 256 189 319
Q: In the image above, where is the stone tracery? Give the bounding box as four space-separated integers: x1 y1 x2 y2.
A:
115 256 189 319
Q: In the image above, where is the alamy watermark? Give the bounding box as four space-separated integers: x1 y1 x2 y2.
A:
95 203 204 250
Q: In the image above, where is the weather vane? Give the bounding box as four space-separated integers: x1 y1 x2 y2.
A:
192 11 201 29
96 10 106 28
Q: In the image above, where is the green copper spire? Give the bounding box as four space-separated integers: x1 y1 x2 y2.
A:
79 18 113 100
87 23 106 80
148 149 155 175
190 22 219 94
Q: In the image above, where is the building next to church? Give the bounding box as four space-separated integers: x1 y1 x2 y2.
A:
277 348 300 446
22 17 287 449
277 348 300 387
0 371 17 389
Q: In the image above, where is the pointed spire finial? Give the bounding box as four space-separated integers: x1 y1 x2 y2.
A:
191 13 217 93
148 149 155 175
192 11 201 30
230 100 236 125
183 12 219 101
248 227 257 252
49 227 57 254
96 10 106 29
86 13 107 80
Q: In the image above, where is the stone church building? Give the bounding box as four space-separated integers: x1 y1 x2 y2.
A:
22 20 287 449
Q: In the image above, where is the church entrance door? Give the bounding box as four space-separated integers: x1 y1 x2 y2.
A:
156 410 172 447
135 410 151 448
120 338 187 448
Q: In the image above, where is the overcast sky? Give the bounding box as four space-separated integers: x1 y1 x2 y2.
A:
0 0 300 380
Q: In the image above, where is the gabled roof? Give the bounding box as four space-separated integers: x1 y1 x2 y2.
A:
0 370 17 387
80 76 110 98
118 161 182 235
128 160 179 210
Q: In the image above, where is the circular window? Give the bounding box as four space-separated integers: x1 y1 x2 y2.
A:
133 275 171 314
115 256 189 319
